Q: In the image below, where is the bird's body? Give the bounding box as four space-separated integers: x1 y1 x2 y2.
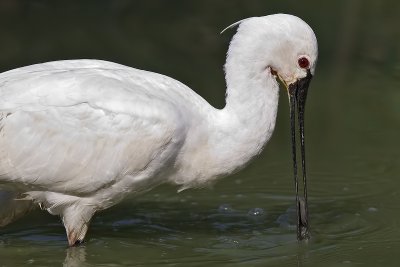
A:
0 14 318 245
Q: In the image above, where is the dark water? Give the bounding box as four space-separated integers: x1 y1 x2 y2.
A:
1 1 400 266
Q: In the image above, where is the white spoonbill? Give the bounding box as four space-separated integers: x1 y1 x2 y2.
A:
0 14 318 245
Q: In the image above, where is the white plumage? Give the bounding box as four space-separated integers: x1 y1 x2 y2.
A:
0 14 318 245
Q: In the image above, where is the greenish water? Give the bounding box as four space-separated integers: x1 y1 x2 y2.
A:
1 1 400 266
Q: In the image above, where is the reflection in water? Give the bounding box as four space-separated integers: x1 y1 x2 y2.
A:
63 247 87 267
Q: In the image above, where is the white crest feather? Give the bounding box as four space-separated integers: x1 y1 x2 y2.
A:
220 18 250 34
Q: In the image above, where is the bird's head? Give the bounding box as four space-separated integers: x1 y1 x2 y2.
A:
224 14 317 90
223 14 318 241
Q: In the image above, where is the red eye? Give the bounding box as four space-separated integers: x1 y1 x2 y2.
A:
298 57 310 69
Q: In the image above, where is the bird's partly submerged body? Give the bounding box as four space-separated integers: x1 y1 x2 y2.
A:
0 14 318 245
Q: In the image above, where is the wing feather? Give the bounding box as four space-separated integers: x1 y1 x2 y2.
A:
0 60 189 195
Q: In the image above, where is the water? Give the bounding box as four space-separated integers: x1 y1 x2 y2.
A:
1 1 400 266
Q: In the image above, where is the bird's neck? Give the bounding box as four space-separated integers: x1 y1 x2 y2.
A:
207 54 280 177
175 42 280 190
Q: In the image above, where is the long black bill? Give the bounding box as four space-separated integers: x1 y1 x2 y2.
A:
288 69 312 241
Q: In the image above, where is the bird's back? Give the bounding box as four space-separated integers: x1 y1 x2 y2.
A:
0 59 208 113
